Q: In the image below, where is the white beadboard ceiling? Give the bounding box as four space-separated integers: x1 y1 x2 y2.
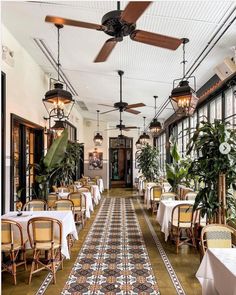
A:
2 1 236 128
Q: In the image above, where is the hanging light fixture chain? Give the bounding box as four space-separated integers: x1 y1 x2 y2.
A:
57 25 60 81
181 38 189 79
97 110 100 131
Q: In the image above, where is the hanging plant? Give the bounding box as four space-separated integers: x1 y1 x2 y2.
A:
137 144 160 182
187 119 236 221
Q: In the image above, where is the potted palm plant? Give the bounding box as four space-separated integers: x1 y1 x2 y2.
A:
187 119 236 222
137 144 160 182
166 140 192 194
31 129 69 199
52 141 83 186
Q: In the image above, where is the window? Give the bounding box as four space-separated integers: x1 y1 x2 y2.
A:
177 121 183 156
209 95 222 123
157 132 166 174
225 87 236 129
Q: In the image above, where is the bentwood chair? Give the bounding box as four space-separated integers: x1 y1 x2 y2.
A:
1 219 27 285
201 224 236 255
52 185 58 193
52 199 75 250
185 192 197 201
23 200 47 211
150 185 162 214
68 185 77 193
170 204 196 254
78 187 90 193
160 192 176 200
162 182 172 192
47 193 58 209
52 199 75 213
68 192 86 227
57 186 69 193
27 217 63 284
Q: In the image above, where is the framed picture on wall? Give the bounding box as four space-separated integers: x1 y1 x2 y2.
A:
88 150 103 170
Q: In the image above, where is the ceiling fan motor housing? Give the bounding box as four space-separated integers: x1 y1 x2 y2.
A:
114 101 128 110
116 123 126 129
102 10 136 37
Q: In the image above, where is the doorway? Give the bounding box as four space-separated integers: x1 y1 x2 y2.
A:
109 137 133 188
11 114 44 210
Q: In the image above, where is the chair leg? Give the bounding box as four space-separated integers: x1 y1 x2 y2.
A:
28 249 37 284
191 228 196 248
176 229 180 254
23 246 27 271
10 250 17 285
51 248 56 284
82 213 85 228
60 247 63 270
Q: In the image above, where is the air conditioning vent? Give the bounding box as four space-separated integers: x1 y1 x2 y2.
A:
214 57 236 81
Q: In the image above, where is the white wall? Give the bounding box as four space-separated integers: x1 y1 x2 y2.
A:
1 25 84 212
83 119 109 189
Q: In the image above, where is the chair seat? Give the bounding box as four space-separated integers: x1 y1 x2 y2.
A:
153 198 160 201
35 240 60 250
2 239 27 251
171 220 192 228
74 206 86 211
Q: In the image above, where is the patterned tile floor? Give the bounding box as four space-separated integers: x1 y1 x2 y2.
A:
62 197 160 295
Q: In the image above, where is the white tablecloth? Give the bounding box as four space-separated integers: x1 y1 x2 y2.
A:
138 179 144 195
58 192 70 199
156 200 194 241
91 185 101 205
97 179 104 193
196 248 236 295
1 211 78 259
82 192 94 218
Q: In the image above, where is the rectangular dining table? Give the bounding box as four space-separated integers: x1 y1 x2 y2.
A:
156 200 194 241
196 248 236 295
1 210 78 259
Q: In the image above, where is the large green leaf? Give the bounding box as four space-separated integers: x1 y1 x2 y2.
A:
171 141 180 162
43 129 68 170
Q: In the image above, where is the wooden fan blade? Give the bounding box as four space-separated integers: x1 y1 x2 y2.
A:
130 30 182 50
94 38 118 63
125 109 140 115
105 128 117 131
121 2 152 24
98 103 114 108
101 109 117 115
124 126 138 129
126 103 145 109
45 15 106 31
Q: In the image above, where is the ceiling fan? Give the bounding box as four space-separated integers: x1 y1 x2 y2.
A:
106 107 139 132
45 1 182 63
99 70 145 115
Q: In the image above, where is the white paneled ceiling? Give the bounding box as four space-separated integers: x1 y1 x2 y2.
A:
2 1 236 128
